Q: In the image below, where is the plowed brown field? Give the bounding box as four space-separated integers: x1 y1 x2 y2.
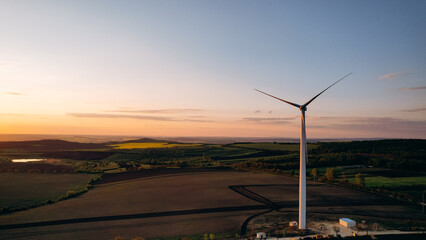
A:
0 169 423 239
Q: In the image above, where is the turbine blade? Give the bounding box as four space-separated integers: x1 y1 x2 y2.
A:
254 89 300 108
303 72 352 107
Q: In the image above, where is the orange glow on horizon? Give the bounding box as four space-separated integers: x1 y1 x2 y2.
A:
1 113 423 139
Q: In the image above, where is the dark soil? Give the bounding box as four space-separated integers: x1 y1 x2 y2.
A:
98 168 232 184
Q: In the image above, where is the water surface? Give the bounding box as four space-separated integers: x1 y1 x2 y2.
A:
11 159 45 163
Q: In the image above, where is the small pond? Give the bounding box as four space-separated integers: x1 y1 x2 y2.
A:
11 159 46 163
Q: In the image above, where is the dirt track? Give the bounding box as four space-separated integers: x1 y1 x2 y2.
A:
0 169 424 239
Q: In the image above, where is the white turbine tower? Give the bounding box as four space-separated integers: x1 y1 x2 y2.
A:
255 72 352 229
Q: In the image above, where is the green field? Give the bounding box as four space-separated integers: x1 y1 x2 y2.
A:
109 142 202 149
348 176 426 188
205 147 259 157
0 173 100 210
231 142 317 152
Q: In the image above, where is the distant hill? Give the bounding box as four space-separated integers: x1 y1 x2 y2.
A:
0 139 106 152
157 136 388 144
0 134 143 143
0 138 184 154
0 134 401 144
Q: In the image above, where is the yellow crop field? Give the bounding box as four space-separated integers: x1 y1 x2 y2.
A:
109 142 201 149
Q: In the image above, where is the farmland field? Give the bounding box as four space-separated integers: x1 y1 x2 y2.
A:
0 173 100 210
231 142 318 152
352 176 426 188
0 139 425 239
0 169 423 240
204 147 259 158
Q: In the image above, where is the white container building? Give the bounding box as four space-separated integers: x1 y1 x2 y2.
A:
339 218 356 228
256 232 266 239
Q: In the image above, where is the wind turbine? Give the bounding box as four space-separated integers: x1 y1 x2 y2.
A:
255 72 352 229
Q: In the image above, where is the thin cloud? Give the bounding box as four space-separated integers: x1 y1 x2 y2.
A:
401 107 426 113
68 113 213 123
379 72 401 80
243 117 297 124
183 115 213 122
182 118 212 123
68 113 176 121
401 86 426 91
333 118 426 132
5 92 24 96
106 109 203 114
310 116 426 135
186 115 208 118
0 113 29 116
254 110 261 113
378 72 405 80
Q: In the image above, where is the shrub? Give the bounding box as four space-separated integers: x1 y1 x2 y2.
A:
355 173 365 186
324 168 335 181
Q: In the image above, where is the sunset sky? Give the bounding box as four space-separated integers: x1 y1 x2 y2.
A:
1 0 425 139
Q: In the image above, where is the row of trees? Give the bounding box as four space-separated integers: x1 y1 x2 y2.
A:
312 140 426 172
311 168 364 186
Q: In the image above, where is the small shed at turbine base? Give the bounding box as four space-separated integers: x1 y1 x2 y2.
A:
256 232 266 239
339 218 356 228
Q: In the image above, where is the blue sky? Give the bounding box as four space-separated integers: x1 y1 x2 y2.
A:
0 0 425 138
